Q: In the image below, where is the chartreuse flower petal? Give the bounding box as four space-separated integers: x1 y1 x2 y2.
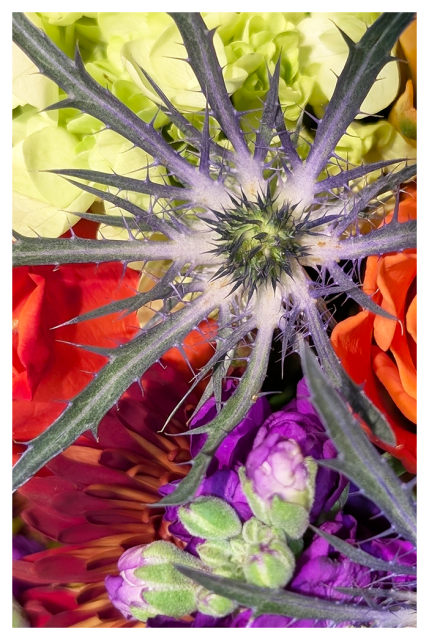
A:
13 108 57 147
298 13 399 118
13 42 58 110
38 13 85 27
26 12 103 60
13 127 95 237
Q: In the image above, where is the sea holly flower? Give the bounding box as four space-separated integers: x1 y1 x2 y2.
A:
331 186 417 473
12 12 416 536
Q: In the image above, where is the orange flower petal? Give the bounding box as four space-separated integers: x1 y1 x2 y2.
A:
372 348 416 422
373 252 416 351
362 255 381 297
13 273 53 400
390 324 417 400
331 311 374 384
406 294 417 343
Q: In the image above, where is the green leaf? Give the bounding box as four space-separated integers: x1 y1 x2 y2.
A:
12 233 181 267
304 298 396 446
300 343 416 546
161 317 256 435
65 210 151 232
171 13 250 159
309 525 416 575
48 167 191 202
51 264 180 328
174 565 403 625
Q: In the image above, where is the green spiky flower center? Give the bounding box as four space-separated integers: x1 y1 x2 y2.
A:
209 195 306 296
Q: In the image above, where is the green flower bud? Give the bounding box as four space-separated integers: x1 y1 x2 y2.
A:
196 587 237 618
239 453 317 539
229 537 248 560
106 541 204 622
178 497 242 540
243 538 295 589
270 495 309 539
196 539 233 568
242 517 277 544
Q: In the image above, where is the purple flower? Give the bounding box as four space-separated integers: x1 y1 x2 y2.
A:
150 511 413 628
248 379 348 521
362 538 416 584
245 436 310 508
162 377 347 549
105 546 150 621
290 512 373 599
190 380 272 471
13 535 44 561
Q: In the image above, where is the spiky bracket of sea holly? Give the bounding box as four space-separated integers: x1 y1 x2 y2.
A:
12 13 416 498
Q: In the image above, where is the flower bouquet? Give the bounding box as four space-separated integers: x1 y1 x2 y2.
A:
12 11 416 628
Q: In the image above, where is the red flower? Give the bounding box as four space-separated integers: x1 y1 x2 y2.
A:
13 219 141 447
331 187 416 473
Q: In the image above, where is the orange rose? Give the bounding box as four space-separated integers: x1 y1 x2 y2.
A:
332 187 416 473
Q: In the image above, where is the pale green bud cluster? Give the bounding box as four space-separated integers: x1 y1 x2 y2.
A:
177 498 296 590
